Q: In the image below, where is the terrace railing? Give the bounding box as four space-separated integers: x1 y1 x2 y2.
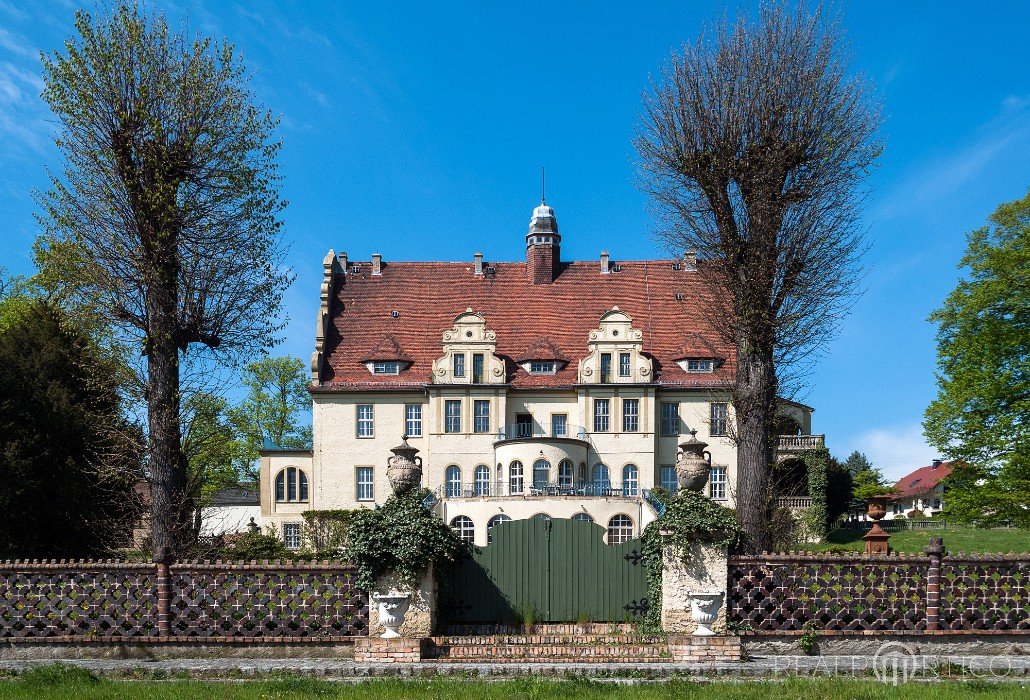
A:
435 481 642 499
496 424 589 442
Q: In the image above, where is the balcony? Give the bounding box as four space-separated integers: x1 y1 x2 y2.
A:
775 434 825 452
435 481 641 500
496 424 588 443
776 496 813 510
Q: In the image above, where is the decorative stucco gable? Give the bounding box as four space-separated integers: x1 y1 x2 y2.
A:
311 249 344 383
431 309 506 384
577 307 653 383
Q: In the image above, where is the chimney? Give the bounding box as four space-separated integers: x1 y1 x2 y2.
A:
526 201 560 284
338 252 348 274
371 253 382 276
474 252 484 276
931 459 943 469
683 250 697 272
600 250 610 274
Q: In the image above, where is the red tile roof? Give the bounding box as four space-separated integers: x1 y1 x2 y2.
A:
318 259 736 391
892 461 956 498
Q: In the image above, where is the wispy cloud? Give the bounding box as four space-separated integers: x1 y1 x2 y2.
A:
0 26 38 60
841 423 937 482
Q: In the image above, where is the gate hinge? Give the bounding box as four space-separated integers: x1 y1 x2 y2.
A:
623 549 644 566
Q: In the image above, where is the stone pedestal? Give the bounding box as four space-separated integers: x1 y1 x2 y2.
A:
353 637 425 663
661 539 729 635
667 635 742 662
369 565 435 638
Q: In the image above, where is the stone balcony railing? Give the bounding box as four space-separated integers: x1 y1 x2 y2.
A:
776 495 813 510
775 434 825 451
435 481 641 500
496 424 589 442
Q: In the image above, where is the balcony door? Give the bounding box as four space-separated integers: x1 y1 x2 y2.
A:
516 413 533 438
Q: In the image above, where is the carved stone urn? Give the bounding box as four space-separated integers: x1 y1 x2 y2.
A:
863 495 893 555
676 430 712 492
387 436 423 495
372 591 411 638
689 590 723 636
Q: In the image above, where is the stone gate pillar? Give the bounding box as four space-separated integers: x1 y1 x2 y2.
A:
369 564 436 638
660 531 729 635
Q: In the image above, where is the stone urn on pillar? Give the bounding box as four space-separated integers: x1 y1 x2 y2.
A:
387 436 423 496
372 591 412 638
676 430 713 492
863 495 893 555
689 591 724 636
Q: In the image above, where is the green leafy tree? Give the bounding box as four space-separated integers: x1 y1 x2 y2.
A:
925 191 1030 526
824 455 854 523
230 356 312 459
182 392 249 514
37 3 290 556
0 302 140 557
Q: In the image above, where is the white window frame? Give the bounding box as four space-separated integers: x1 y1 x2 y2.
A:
453 353 465 378
709 466 727 500
593 399 610 432
283 523 302 551
529 360 556 374
444 400 462 433
445 465 462 498
558 459 574 488
710 402 729 437
473 399 490 433
622 464 638 496
474 465 491 496
450 516 475 543
607 514 633 544
686 359 715 373
622 398 639 432
509 461 524 495
619 352 631 377
551 413 568 437
405 404 422 437
660 402 679 437
356 466 374 501
371 361 401 374
356 404 374 438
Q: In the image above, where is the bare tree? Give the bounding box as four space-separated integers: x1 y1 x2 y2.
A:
635 3 880 551
37 3 290 558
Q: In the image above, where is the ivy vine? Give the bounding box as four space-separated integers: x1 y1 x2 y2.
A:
347 488 466 591
639 489 745 632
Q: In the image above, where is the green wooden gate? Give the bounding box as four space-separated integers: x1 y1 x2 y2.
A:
441 518 649 623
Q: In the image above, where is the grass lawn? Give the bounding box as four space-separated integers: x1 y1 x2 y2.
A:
0 667 1025 700
805 525 1030 554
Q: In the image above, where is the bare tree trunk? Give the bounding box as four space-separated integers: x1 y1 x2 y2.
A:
733 342 776 553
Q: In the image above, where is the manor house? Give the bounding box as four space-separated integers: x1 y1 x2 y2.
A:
259 200 821 547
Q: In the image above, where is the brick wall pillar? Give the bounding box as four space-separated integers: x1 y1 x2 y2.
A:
925 536 944 631
153 546 172 637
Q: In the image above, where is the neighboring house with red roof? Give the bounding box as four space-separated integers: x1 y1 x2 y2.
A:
885 459 955 520
259 200 820 548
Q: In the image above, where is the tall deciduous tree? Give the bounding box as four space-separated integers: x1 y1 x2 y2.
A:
924 191 1030 527
635 3 880 551
37 3 290 557
230 356 313 465
0 302 140 557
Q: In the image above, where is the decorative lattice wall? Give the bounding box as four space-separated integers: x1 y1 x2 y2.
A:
0 559 367 641
729 546 1030 634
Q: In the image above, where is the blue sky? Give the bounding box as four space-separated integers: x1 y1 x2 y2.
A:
2 1 1029 480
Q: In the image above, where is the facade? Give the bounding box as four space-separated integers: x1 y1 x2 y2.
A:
885 459 954 520
199 488 261 537
260 201 818 547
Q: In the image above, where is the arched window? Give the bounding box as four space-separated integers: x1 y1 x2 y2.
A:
571 513 594 524
445 465 462 498
275 467 309 503
558 459 574 488
474 465 491 496
531 513 551 521
622 464 638 496
450 515 475 543
509 461 524 495
487 514 512 543
592 463 610 494
607 514 634 544
533 459 550 489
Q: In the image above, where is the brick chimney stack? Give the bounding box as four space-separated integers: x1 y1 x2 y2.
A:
526 201 560 284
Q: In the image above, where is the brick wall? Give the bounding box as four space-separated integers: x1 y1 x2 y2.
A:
1 559 368 641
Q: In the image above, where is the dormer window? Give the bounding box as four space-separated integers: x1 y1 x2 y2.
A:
686 359 715 373
453 354 466 378
372 361 402 374
530 361 556 374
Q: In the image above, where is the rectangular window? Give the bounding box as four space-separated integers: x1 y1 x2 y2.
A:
372 361 400 374
356 466 374 501
473 400 490 433
529 360 555 373
356 404 374 438
404 404 422 437
551 413 568 438
710 402 728 436
593 399 610 432
472 353 484 383
709 466 727 500
619 352 631 377
453 354 465 378
660 402 679 436
622 398 639 432
445 400 462 433
283 523 302 551
660 465 678 493
687 359 714 373
600 353 612 383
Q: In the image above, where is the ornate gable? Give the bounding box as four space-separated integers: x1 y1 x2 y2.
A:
431 309 506 384
577 307 653 383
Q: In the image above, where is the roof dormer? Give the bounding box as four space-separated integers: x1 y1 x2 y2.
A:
577 308 653 383
431 309 506 384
